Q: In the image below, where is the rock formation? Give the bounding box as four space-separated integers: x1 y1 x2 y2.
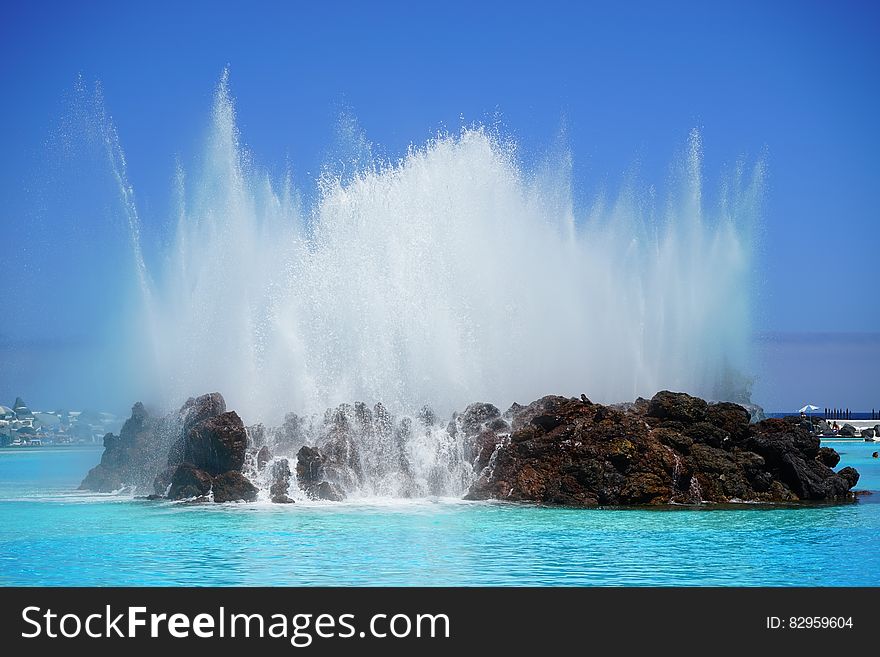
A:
82 389 861 507
81 392 262 503
464 391 859 505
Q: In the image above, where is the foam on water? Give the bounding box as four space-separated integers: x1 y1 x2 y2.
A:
93 72 762 426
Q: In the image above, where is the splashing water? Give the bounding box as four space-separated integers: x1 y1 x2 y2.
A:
100 73 762 426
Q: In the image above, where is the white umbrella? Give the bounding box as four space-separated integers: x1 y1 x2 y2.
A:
798 404 820 430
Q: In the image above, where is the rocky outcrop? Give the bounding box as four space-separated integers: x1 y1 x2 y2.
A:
296 445 345 501
465 391 860 506
182 411 248 475
84 388 861 508
839 423 858 437
167 463 213 500
212 471 258 503
80 392 261 503
163 406 256 502
269 458 294 503
79 403 157 492
166 393 227 468
817 446 840 468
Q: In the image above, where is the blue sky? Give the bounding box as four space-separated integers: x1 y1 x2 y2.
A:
1 0 878 412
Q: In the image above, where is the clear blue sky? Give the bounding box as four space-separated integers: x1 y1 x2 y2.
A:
1 0 878 412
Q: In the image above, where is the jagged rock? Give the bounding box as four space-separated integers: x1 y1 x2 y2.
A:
272 412 309 454
79 403 156 492
295 445 346 501
212 471 258 503
837 466 860 488
183 411 248 475
181 392 226 433
153 466 174 496
270 458 294 503
706 402 751 441
862 428 876 439
167 463 213 500
465 390 859 506
246 423 267 449
459 402 502 436
817 446 841 468
168 393 227 467
256 445 271 471
296 445 324 487
311 480 345 501
81 393 233 495
647 390 708 424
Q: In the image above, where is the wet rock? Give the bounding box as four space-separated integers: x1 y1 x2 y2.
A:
270 458 294 503
459 402 502 436
247 423 267 449
465 391 859 506
211 471 258 503
79 403 156 492
153 466 174 496
167 463 213 500
256 445 271 471
312 480 345 501
296 445 324 486
183 411 248 475
180 392 226 434
295 445 346 501
168 393 228 467
472 429 503 471
272 412 309 454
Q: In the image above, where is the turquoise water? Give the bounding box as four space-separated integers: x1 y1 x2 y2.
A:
1 445 878 586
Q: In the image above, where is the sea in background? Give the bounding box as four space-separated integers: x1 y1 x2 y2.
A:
0 443 877 586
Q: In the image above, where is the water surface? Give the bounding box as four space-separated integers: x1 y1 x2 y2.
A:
0 445 877 586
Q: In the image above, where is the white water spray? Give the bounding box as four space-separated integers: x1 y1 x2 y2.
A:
117 73 762 425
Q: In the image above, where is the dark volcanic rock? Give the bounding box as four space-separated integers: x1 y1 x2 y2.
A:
270 458 294 503
706 402 751 442
79 403 156 492
256 445 271 471
167 393 227 467
839 423 858 437
295 445 345 501
183 411 248 475
312 480 345 501
817 446 841 468
180 392 226 434
647 391 708 424
81 393 232 495
465 390 859 506
212 471 258 503
167 463 213 500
